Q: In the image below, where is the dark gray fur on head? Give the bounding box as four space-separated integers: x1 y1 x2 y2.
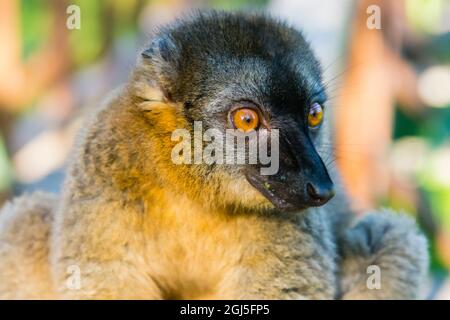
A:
141 11 325 116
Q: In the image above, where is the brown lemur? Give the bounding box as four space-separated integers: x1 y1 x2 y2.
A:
0 11 428 299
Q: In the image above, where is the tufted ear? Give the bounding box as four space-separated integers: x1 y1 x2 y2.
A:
140 35 181 101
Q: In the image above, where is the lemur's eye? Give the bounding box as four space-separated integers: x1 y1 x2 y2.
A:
308 103 324 128
232 108 260 132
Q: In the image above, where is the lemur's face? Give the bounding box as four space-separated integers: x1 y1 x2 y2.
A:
140 12 334 212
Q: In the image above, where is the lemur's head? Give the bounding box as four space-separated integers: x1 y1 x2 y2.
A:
131 11 334 213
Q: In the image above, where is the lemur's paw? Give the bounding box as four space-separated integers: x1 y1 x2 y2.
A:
340 209 429 299
342 209 428 263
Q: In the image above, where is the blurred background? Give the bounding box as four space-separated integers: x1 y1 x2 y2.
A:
0 0 449 299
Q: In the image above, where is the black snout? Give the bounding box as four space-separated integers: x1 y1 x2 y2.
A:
245 128 335 212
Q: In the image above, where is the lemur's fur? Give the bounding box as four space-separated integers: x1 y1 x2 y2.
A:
0 12 428 299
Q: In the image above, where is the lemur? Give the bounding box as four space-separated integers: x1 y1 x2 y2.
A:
0 11 428 299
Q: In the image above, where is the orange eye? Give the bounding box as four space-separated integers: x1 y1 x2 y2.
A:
308 103 324 128
232 108 260 132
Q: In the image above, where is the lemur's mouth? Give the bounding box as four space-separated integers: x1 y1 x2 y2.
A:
245 172 311 212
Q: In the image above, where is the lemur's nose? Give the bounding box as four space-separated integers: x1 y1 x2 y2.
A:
306 182 335 206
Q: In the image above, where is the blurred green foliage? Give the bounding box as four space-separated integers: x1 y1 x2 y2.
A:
406 0 444 34
0 138 11 192
21 0 51 59
68 0 104 66
210 0 268 10
394 105 450 271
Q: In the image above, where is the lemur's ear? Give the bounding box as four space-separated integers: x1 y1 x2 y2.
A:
142 35 178 61
140 35 181 101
